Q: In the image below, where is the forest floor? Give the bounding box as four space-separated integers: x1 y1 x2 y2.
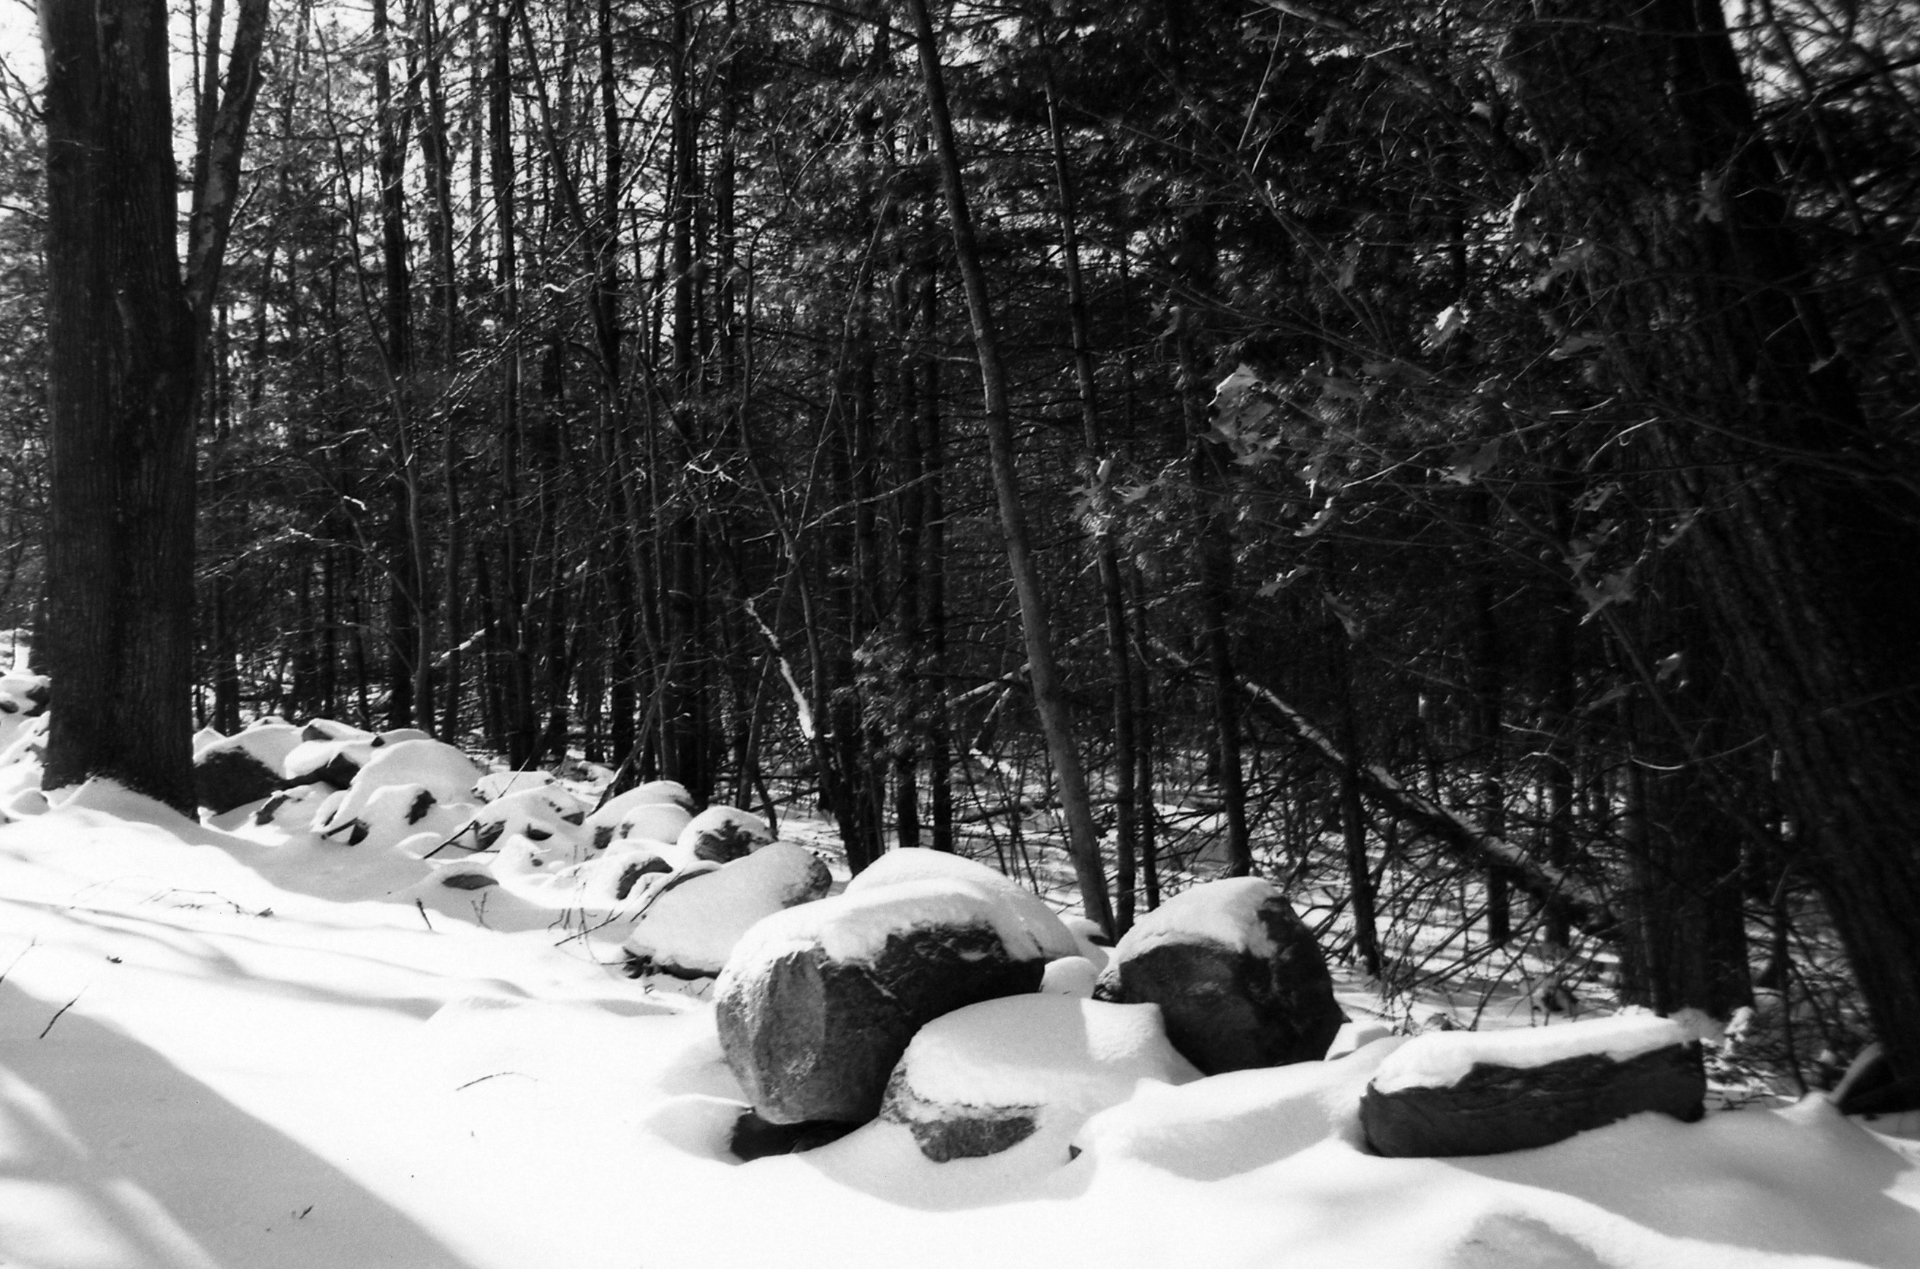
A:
2 772 1918 1268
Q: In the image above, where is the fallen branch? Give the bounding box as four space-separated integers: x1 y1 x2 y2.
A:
1238 673 1619 940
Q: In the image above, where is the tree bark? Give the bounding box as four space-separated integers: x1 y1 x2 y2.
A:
41 0 265 811
906 0 1114 935
1504 0 1920 1088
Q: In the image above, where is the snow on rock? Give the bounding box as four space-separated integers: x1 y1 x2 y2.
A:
312 782 449 846
0 668 49 746
578 781 700 848
623 841 833 985
474 769 561 802
310 739 485 846
1073 1036 1403 1176
459 785 589 852
676 805 775 864
846 847 1078 963
191 724 226 754
879 995 1201 1161
299 718 372 742
353 738 484 799
1040 956 1100 997
1370 1013 1692 1094
715 877 1076 1125
250 780 334 830
282 734 377 788
192 723 301 814
1361 1013 1706 1157
0 711 49 814
1060 915 1114 971
1095 876 1344 1074
597 800 694 852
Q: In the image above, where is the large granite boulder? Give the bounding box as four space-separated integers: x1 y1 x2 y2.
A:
1359 1013 1706 1157
193 723 301 813
1094 877 1343 1074
623 841 832 983
714 874 1078 1125
879 994 1200 1162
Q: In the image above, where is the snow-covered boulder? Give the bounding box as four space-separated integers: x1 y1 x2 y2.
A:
300 719 370 742
846 848 1074 952
192 723 300 813
879 995 1200 1162
283 732 377 789
474 769 560 803
310 739 484 846
623 841 832 984
714 876 1078 1125
677 805 774 864
0 671 48 757
1094 877 1342 1074
583 782 697 848
248 781 327 829
0 670 48 719
461 785 587 851
596 801 694 852
1358 1013 1706 1158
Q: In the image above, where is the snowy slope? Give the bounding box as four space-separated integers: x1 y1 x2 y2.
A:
2 785 1918 1269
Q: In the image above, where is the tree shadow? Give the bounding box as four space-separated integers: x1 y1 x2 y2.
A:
0 979 482 1269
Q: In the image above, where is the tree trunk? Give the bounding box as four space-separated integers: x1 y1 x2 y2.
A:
41 0 264 811
906 0 1114 934
1505 0 1920 1088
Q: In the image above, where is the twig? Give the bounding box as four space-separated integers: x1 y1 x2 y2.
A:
0 937 36 988
39 992 82 1039
455 1071 527 1091
415 899 434 930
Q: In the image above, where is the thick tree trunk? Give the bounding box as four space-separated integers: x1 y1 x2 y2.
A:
1505 0 1920 1090
41 0 262 811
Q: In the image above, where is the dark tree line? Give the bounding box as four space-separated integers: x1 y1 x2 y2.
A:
11 0 1919 1099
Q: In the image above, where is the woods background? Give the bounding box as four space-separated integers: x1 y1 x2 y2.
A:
3 0 1918 1093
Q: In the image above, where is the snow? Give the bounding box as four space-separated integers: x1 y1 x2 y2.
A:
888 995 1200 1114
733 871 1090 971
600 801 692 848
1 785 1918 1269
1371 1013 1695 1094
675 804 772 856
193 723 302 775
1109 875 1284 962
342 740 484 803
622 841 827 980
844 846 1080 961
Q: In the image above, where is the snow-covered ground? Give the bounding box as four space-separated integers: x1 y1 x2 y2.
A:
3 780 1919 1268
